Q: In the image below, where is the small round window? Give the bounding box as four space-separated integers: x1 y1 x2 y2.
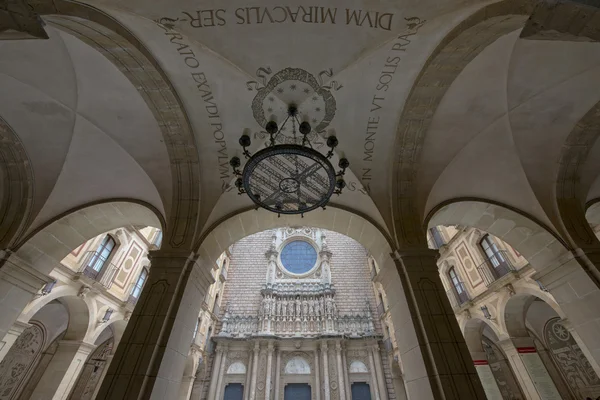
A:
280 240 317 274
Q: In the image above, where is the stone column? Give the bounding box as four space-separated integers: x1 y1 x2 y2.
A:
497 339 558 400
321 341 330 400
389 249 486 399
314 349 321 400
341 348 351 400
215 346 228 400
97 250 214 399
207 345 224 400
178 376 195 400
372 344 388 400
274 346 282 400
0 320 30 361
249 341 260 400
245 349 254 400
368 345 381 400
29 340 96 400
265 341 274 400
472 360 503 400
335 340 347 400
0 250 52 346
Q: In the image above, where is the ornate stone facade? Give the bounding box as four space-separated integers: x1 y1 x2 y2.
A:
208 228 392 399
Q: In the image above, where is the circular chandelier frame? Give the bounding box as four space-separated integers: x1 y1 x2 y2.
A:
230 104 349 216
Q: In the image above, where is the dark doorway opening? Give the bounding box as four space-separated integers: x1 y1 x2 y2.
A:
223 383 244 400
284 383 311 400
351 382 372 400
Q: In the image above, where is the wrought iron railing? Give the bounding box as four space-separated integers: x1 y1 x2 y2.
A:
476 250 515 287
377 302 386 317
446 282 470 309
78 251 119 289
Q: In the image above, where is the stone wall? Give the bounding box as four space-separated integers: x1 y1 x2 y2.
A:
220 229 381 333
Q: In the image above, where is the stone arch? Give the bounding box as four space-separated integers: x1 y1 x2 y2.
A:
391 0 534 247
0 115 34 249
349 360 369 373
284 356 311 374
15 201 162 276
557 100 600 248
426 200 570 273
27 0 200 250
462 317 505 356
498 287 565 338
227 361 247 374
502 290 565 337
195 207 394 277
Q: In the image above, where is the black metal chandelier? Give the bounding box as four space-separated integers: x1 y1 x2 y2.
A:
230 105 349 216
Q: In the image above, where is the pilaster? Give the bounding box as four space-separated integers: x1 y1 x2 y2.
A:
321 341 330 400
391 248 486 400
372 344 388 400
335 340 347 400
96 250 214 400
265 341 274 400
250 341 260 400
29 340 96 400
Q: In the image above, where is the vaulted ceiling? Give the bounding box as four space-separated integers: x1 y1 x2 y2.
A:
1 0 599 250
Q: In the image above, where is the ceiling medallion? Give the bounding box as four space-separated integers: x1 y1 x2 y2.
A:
230 104 349 216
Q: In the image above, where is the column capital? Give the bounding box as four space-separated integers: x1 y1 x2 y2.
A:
0 250 53 294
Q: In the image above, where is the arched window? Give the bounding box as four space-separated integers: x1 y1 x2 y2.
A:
448 267 469 304
480 235 510 279
192 318 200 341
153 230 163 247
212 294 220 316
87 235 116 273
130 268 148 300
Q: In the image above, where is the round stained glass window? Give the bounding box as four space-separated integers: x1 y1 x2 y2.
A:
280 240 317 274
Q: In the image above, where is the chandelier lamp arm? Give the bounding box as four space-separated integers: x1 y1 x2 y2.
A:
230 103 352 214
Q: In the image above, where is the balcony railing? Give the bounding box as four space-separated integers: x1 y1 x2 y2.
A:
476 250 516 287
446 282 471 309
77 251 119 289
377 302 386 318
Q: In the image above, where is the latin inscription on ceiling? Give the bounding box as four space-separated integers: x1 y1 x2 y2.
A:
158 7 396 31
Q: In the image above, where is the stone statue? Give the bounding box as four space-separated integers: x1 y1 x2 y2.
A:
276 299 282 316
326 297 333 316
309 298 315 316
263 296 270 317
319 297 325 317
302 298 309 317
295 296 301 318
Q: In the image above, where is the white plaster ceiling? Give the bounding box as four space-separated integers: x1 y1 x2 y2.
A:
2 0 600 245
0 25 171 236
86 1 487 234
419 29 600 236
